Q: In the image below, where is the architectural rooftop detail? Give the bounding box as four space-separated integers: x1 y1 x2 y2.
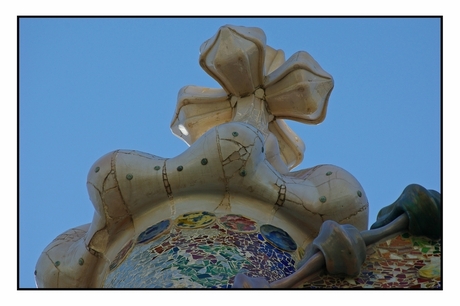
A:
35 25 441 289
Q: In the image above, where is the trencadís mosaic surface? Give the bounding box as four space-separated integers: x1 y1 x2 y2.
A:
104 212 298 288
302 232 441 289
104 211 442 289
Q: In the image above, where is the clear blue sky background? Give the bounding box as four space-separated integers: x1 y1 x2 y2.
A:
19 17 440 288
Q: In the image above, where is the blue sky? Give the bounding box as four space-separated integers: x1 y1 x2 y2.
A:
18 17 441 289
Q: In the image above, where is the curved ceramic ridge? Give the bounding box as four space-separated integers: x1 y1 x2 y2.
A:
35 224 98 288
263 46 285 75
85 123 369 253
85 122 368 248
265 51 333 86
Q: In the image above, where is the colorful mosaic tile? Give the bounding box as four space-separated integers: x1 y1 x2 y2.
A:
302 232 441 289
176 211 216 229
260 224 297 252
218 214 257 232
104 213 298 288
137 219 170 243
104 213 440 289
109 239 134 271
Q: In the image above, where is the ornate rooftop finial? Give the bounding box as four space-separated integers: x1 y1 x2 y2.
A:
171 25 333 171
35 25 440 289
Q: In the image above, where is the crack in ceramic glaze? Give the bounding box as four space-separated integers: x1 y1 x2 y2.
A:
337 204 368 224
221 146 249 165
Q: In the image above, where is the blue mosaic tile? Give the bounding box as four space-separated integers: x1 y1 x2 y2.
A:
260 224 297 252
137 219 170 243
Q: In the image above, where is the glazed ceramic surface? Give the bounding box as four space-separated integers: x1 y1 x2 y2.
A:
36 25 376 288
302 232 441 289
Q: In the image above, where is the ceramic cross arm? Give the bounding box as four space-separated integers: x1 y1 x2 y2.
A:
171 25 333 170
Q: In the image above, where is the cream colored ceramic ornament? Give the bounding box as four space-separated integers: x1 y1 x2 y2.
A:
35 25 368 288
